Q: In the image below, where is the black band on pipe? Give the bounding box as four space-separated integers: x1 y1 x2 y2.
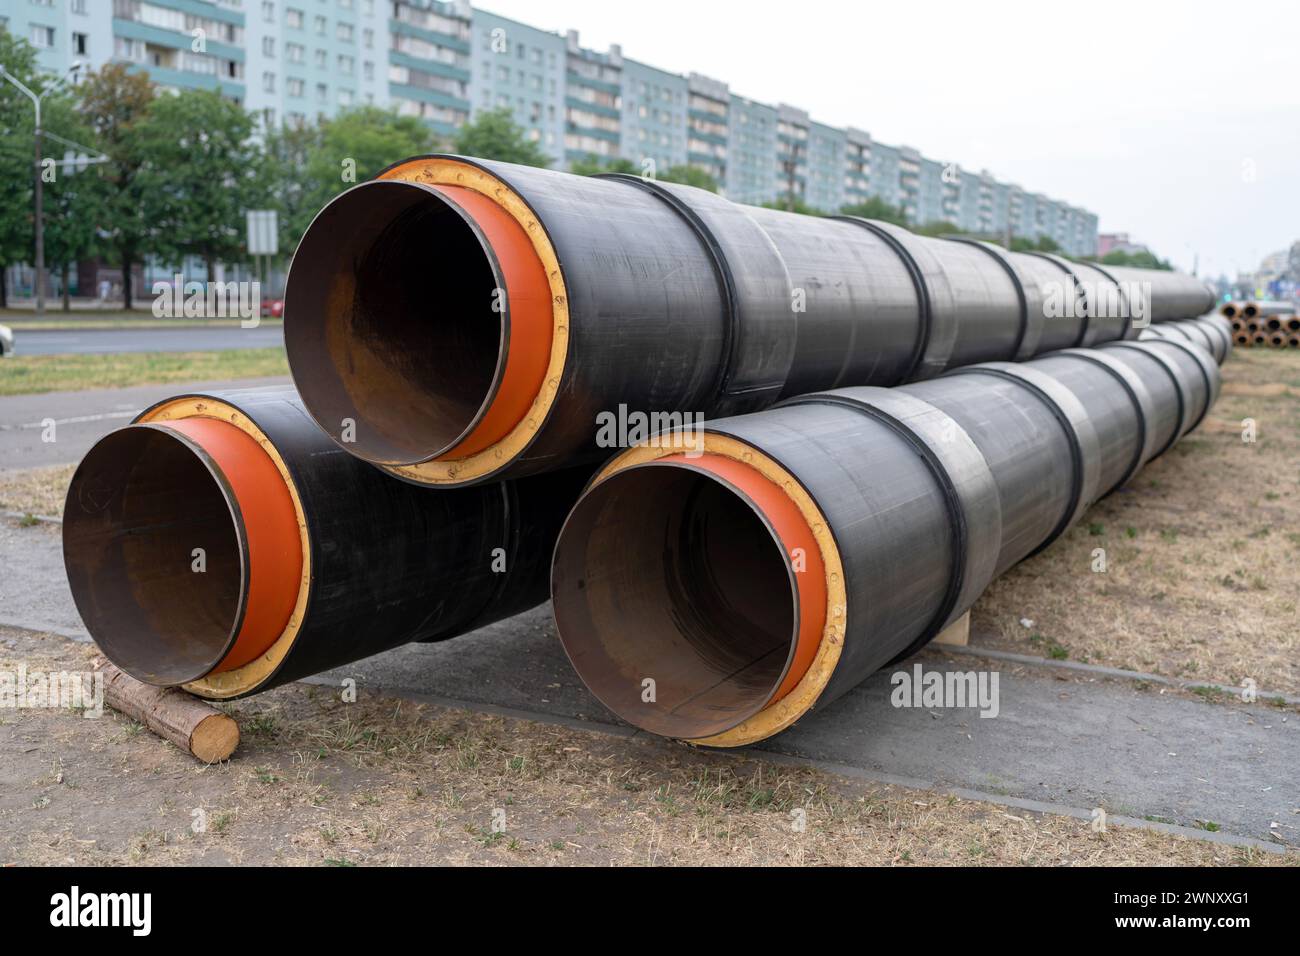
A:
948 238 1030 360
789 394 969 654
1145 337 1215 431
599 174 744 400
948 366 1086 558
1174 320 1218 358
1100 342 1187 458
1056 349 1151 492
1200 320 1231 361
835 216 933 383
1085 261 1135 341
1028 252 1091 348
1161 322 1198 344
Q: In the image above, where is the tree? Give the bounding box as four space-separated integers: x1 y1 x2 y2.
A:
761 196 823 216
41 97 104 310
1100 248 1172 271
568 154 638 176
267 106 436 256
839 196 908 226
78 63 154 309
1009 234 1061 253
0 28 39 308
135 89 267 279
659 164 718 192
453 107 550 167
913 220 964 238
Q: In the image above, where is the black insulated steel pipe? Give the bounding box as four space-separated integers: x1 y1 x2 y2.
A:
283 154 1215 488
63 386 587 699
551 317 1225 746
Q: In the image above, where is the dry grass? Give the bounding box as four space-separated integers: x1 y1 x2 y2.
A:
0 627 1289 867
973 347 1300 694
0 463 75 518
0 348 288 396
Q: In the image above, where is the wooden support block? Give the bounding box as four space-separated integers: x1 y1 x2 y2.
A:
96 660 239 763
932 611 970 647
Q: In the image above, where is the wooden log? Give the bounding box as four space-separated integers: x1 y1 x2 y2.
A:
932 610 970 647
95 660 239 763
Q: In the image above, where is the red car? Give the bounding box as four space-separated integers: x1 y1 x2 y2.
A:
261 298 284 318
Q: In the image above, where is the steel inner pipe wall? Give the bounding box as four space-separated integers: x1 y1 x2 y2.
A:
551 320 1225 746
63 386 588 699
283 154 1212 488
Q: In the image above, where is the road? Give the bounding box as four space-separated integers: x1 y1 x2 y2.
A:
2 515 1293 849
10 325 284 355
0 376 291 470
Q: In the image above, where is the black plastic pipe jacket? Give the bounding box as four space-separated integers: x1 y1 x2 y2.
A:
551 317 1225 744
284 154 1215 485
63 386 588 699
1139 314 1233 363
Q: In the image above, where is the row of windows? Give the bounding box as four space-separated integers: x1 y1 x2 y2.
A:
389 64 466 99
478 29 560 69
114 0 243 45
25 24 90 56
114 37 242 80
396 2 470 42
267 61 376 93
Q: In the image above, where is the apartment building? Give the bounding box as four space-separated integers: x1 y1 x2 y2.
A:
0 0 1098 254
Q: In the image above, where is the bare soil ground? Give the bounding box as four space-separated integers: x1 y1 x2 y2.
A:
973 347 1300 694
2 344 1296 866
1 627 1285 867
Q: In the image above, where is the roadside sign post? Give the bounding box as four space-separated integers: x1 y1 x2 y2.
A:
246 209 280 314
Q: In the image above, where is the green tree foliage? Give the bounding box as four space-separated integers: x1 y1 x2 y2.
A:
658 164 718 192
839 196 908 226
567 154 638 176
453 107 550 167
0 29 40 306
913 220 964 238
77 63 155 308
1009 234 1061 253
762 196 824 216
41 97 104 309
135 89 267 278
1100 248 1172 271
267 106 435 256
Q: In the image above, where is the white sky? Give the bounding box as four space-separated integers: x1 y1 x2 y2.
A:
482 0 1299 277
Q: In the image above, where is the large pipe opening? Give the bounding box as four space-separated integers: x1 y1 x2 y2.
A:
64 426 247 685
64 418 303 686
284 179 507 466
552 463 801 740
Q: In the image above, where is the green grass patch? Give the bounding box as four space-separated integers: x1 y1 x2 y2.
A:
5 317 283 331
0 348 288 396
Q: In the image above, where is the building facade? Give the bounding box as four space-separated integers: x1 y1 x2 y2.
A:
0 0 1098 254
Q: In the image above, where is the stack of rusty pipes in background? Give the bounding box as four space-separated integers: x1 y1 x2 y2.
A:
63 154 1228 748
1223 301 1300 348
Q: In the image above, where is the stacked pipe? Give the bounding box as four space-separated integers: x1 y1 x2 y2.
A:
1223 302 1300 347
63 387 588 698
551 321 1226 745
64 153 1224 715
282 154 1215 488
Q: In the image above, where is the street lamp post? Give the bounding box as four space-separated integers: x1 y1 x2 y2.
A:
0 61 84 318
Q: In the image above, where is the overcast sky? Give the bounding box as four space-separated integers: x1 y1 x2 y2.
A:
483 0 1298 277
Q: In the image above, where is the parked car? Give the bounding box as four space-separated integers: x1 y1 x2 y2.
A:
261 298 284 319
0 323 13 357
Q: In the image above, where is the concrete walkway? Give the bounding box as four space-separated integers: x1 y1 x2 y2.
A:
0 376 290 470
2 516 1294 849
